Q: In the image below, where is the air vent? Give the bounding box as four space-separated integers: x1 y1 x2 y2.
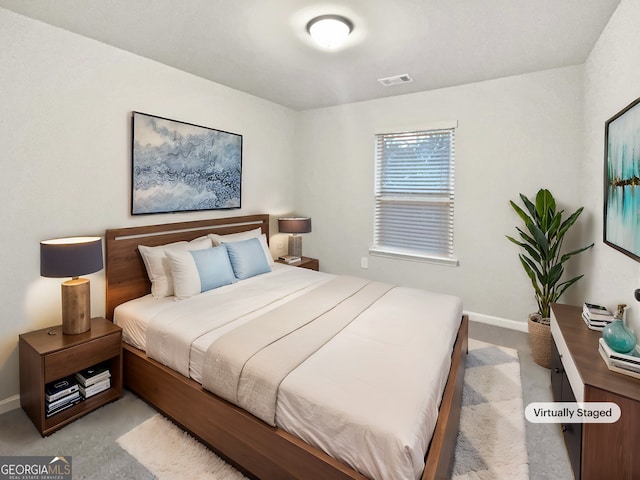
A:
377 74 413 87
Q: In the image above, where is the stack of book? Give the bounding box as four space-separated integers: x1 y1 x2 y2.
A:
582 302 614 331
45 376 81 417
75 364 111 399
278 255 301 265
598 338 640 379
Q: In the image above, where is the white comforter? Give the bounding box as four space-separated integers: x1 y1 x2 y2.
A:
114 264 463 480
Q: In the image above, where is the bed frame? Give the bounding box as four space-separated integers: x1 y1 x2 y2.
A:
105 214 468 480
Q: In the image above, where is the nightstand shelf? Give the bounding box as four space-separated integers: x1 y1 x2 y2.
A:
276 256 319 271
19 317 122 436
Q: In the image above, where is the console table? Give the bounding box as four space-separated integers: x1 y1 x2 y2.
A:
550 303 640 480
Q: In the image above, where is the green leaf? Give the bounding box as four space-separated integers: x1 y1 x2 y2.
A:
558 207 584 239
515 227 537 248
520 255 542 297
509 201 533 225
527 222 549 258
535 189 556 231
547 263 564 288
553 275 584 301
521 254 545 284
548 212 562 238
520 194 538 222
559 243 594 263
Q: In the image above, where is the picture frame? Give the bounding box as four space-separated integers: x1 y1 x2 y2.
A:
131 111 242 215
604 96 640 261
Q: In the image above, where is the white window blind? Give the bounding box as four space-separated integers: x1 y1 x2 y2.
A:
372 126 457 264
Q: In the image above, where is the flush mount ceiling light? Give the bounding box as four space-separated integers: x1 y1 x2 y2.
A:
306 14 353 49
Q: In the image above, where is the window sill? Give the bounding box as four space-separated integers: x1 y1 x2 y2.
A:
369 248 459 267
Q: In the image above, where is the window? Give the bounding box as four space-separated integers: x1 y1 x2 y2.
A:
371 122 457 266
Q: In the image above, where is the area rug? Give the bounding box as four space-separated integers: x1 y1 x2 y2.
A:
118 339 528 480
452 338 529 480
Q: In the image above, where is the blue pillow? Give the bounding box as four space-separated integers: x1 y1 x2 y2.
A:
225 237 271 280
166 245 236 299
190 245 237 292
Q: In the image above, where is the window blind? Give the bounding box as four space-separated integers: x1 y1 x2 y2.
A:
373 128 456 262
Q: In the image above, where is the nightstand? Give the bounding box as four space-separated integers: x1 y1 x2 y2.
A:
19 317 123 436
276 256 319 271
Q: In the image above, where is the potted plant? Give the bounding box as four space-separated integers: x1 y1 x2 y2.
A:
507 188 593 368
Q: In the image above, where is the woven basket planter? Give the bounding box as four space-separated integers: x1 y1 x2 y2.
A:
528 313 551 369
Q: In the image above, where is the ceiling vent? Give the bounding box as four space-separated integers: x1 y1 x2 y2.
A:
377 74 413 87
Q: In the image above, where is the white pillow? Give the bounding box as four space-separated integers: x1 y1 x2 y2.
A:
166 245 236 300
209 229 274 266
138 236 211 298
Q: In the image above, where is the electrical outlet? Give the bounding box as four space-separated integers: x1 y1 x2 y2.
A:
361 257 368 269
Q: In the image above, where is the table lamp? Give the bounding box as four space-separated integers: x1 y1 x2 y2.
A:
40 236 103 335
278 217 312 257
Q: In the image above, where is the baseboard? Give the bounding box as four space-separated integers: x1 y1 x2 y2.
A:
0 394 20 415
465 310 528 333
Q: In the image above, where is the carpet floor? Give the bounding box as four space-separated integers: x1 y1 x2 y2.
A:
116 339 528 480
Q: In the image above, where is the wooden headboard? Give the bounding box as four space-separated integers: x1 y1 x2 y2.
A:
105 214 270 320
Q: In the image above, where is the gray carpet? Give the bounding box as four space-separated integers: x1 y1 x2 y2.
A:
0 321 571 479
0 392 156 479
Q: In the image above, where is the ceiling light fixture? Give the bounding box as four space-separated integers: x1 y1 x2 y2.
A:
306 15 353 49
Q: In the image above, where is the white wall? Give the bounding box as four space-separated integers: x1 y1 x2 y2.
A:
582 0 640 334
294 66 586 326
0 8 296 403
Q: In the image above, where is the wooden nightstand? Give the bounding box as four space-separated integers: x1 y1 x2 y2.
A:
276 256 319 271
19 317 123 436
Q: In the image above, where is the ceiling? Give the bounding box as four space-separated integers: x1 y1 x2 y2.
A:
0 0 621 110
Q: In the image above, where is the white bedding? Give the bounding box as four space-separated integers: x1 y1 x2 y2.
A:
114 264 463 480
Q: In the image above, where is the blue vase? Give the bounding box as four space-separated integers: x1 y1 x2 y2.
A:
603 319 637 354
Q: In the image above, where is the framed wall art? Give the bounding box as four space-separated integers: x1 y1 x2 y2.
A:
131 111 242 215
604 96 640 261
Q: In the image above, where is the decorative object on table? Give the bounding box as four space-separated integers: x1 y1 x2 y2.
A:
598 337 640 379
278 217 312 257
604 96 640 262
76 363 112 399
602 303 637 354
278 255 302 265
506 188 593 368
131 111 242 215
45 376 81 417
40 236 103 334
582 302 614 331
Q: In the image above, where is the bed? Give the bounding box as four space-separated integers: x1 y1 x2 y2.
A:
105 214 468 480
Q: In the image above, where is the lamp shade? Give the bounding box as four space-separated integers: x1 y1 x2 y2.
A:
40 237 103 278
278 217 312 234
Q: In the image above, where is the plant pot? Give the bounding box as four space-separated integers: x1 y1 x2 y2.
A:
528 313 551 369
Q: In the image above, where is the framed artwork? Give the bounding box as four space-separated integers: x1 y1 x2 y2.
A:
604 97 640 261
131 112 242 215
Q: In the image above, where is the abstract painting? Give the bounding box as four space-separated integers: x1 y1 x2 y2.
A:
131 112 242 215
604 97 640 261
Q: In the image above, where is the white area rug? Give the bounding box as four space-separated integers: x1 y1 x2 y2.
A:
118 339 529 480
117 415 248 480
452 339 529 480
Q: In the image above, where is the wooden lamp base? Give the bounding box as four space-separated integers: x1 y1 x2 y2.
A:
61 278 91 335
